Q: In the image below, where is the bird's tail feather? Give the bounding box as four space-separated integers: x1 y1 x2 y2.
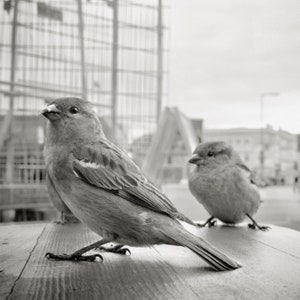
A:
163 225 241 271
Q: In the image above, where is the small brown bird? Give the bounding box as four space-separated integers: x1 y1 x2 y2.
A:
41 97 240 271
188 141 269 230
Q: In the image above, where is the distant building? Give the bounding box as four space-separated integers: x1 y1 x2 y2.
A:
203 126 300 184
141 107 300 185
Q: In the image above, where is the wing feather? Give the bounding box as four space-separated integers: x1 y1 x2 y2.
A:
236 163 257 185
71 140 193 224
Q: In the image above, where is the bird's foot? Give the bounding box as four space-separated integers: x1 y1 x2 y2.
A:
97 244 131 255
248 223 270 231
208 220 217 227
45 252 103 262
196 217 217 228
246 214 270 231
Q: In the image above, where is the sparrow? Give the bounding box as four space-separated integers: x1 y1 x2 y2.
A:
41 97 240 271
188 141 269 230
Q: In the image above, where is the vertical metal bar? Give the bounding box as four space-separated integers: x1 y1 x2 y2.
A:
76 0 87 100
260 94 265 180
111 0 119 140
6 0 19 184
156 0 163 123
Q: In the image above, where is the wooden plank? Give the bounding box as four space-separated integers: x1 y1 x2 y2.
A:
227 224 300 258
3 222 300 299
156 225 300 299
0 223 46 299
8 223 198 300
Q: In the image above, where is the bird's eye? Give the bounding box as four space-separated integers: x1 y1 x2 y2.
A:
69 106 79 114
207 151 215 157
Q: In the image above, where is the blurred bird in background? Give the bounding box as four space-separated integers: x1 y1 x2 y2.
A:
188 141 269 231
41 97 240 271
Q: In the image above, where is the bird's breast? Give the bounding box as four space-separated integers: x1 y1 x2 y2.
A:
188 167 261 223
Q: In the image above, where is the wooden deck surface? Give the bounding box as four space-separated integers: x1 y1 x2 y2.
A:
1 222 300 299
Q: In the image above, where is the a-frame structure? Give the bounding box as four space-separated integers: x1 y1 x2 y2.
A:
142 107 202 185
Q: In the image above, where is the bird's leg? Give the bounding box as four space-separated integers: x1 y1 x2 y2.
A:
97 243 131 255
246 214 270 231
53 211 66 225
46 239 111 261
196 216 217 228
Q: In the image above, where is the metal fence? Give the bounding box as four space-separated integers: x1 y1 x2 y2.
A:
0 0 168 187
0 0 168 218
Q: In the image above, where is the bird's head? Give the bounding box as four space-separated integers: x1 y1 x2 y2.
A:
41 97 105 144
188 141 235 167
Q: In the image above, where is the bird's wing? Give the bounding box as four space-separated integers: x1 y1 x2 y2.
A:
71 140 193 224
46 172 73 214
236 163 257 185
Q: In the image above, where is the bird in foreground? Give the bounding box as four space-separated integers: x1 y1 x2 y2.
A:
188 141 269 231
41 97 240 271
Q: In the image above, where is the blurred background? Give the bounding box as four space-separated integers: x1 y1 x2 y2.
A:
0 0 299 230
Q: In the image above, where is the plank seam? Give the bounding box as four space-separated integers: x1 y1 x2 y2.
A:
7 224 47 299
251 238 300 260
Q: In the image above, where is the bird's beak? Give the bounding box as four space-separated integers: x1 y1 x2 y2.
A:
188 154 203 165
41 104 61 121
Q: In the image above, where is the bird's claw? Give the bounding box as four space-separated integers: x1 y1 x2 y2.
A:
196 218 217 228
248 223 270 231
208 220 217 227
259 226 270 231
113 248 131 255
246 214 270 231
45 252 103 262
98 245 131 255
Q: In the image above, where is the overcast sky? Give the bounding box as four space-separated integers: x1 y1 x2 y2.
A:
168 0 300 133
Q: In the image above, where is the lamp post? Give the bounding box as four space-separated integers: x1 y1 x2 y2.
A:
259 92 280 181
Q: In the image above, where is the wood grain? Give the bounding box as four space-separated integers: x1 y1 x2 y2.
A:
7 223 198 300
0 223 46 299
157 224 300 299
1 222 300 299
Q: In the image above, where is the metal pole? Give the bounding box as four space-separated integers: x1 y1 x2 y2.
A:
156 0 163 123
259 92 280 181
6 0 19 184
111 0 119 140
76 0 87 100
260 94 265 180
